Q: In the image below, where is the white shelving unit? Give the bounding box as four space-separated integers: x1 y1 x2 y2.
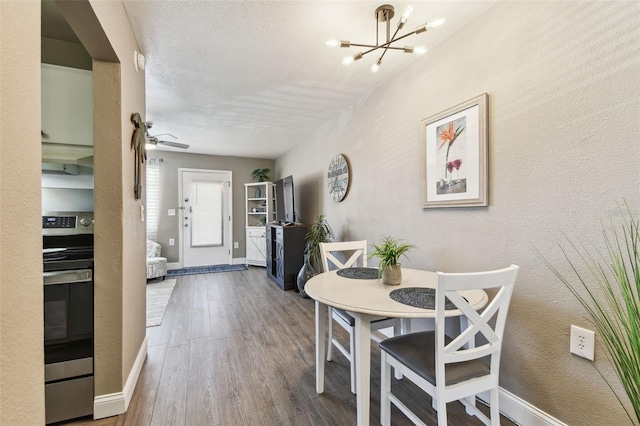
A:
244 182 274 267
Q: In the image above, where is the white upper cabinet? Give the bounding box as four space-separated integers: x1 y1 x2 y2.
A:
41 63 93 146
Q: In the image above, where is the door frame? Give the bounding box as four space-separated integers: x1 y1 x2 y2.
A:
178 168 233 267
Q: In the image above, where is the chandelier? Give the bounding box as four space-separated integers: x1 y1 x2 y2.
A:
326 4 445 73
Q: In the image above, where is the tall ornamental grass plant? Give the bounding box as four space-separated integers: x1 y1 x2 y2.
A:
540 204 639 425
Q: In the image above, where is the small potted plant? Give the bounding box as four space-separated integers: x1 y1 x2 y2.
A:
370 236 414 285
251 168 270 182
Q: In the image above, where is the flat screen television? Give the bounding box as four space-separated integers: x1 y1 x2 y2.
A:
274 175 296 224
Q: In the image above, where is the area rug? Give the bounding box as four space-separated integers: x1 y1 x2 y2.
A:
146 279 177 327
167 264 248 277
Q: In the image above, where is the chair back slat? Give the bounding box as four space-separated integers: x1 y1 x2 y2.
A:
320 241 367 272
436 265 518 368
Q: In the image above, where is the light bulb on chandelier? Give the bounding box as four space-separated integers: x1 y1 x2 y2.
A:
326 4 444 72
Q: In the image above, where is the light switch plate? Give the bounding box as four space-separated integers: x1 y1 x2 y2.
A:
169 238 175 246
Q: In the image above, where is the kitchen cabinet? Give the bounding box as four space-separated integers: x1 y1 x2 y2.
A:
41 63 93 147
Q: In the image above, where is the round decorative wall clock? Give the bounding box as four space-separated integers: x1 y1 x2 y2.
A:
327 154 350 202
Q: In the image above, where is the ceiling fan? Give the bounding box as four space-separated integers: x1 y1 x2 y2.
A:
145 122 190 150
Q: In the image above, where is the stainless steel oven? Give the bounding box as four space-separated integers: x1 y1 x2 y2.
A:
43 211 94 424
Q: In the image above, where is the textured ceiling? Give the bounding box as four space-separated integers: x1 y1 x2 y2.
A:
122 1 495 159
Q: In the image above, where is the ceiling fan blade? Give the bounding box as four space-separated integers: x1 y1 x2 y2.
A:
157 140 190 149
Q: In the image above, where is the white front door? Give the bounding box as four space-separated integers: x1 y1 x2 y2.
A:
180 169 232 267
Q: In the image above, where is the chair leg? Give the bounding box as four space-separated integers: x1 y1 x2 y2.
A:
490 388 500 426
436 396 447 426
380 352 392 426
326 307 334 361
349 326 357 395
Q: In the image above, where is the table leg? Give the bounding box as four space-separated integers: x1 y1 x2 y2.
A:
354 313 372 426
400 317 411 335
395 318 411 380
315 300 327 394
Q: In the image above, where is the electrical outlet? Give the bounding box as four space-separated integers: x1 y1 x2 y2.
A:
169 238 175 246
570 325 595 361
168 209 176 216
234 242 239 249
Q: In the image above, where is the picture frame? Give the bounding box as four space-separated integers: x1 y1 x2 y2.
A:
421 93 488 208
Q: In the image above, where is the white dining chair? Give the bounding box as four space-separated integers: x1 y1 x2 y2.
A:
379 264 519 426
320 240 399 394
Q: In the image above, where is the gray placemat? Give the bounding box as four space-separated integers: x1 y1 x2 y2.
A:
336 267 379 280
389 287 459 310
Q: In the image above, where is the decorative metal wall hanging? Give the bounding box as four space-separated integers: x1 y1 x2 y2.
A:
130 112 147 200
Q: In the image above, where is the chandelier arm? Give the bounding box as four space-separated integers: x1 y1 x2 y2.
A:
385 29 421 45
358 28 423 50
356 29 422 58
377 23 402 63
350 43 379 49
379 46 406 51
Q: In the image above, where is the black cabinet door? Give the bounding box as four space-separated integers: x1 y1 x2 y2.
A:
266 224 306 290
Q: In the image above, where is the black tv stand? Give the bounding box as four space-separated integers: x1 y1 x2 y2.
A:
266 223 307 290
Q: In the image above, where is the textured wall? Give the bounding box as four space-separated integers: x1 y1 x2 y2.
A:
88 0 147 393
0 1 45 424
277 1 640 423
57 0 146 398
149 151 275 262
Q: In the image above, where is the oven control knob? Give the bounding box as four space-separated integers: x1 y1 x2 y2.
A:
80 217 91 227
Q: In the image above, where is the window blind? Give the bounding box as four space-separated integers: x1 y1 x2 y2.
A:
146 159 161 241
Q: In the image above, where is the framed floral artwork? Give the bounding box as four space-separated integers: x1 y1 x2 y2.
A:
421 93 488 208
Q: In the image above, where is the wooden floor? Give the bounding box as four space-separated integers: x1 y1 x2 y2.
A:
64 267 517 426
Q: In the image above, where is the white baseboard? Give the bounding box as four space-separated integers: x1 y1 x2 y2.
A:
93 336 148 419
478 387 567 426
167 262 181 270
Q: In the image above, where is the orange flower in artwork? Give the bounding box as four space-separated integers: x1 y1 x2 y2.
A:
438 120 466 178
438 122 457 149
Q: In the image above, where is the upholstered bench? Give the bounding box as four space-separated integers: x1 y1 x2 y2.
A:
146 239 167 280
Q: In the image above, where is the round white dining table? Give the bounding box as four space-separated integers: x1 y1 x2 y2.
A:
305 268 489 426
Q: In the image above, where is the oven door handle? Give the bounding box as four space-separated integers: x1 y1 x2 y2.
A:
43 269 92 286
